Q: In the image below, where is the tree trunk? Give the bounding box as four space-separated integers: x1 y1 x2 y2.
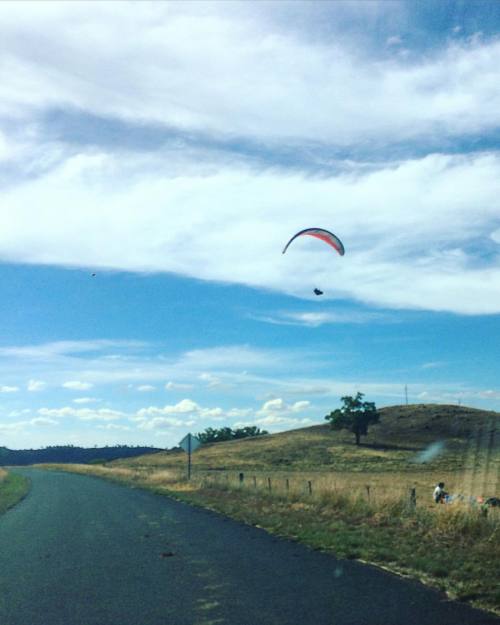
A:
355 431 360 445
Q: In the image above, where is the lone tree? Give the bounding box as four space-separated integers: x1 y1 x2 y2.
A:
324 392 379 446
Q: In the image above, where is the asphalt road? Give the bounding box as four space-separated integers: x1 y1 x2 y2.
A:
0 468 498 625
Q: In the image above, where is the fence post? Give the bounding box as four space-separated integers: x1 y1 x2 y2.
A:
253 476 257 488
308 480 312 495
239 472 244 485
268 477 272 491
285 478 289 492
365 485 371 502
409 487 417 509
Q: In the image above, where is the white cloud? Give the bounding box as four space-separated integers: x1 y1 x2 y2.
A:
253 310 390 327
386 35 402 46
257 397 311 417
0 3 499 329
97 423 131 431
421 362 446 370
182 346 278 371
0 341 298 400
0 421 25 431
136 399 221 420
30 417 57 426
8 409 30 417
133 399 258 431
226 408 253 418
478 389 500 400
0 340 145 360
199 372 223 388
38 406 123 421
1 152 500 313
62 380 94 391
137 416 192 430
27 379 47 391
165 381 194 391
73 397 100 404
136 384 156 392
291 400 310 412
0 385 19 393
149 399 199 415
1 5 500 144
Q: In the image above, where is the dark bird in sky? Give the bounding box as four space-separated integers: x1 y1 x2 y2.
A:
313 288 323 296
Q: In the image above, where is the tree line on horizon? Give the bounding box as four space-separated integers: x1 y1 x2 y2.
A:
0 444 162 466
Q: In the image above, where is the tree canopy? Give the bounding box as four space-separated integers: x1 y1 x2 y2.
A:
196 426 268 444
324 393 379 445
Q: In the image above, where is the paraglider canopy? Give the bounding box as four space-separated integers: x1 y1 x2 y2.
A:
313 288 323 296
282 228 345 256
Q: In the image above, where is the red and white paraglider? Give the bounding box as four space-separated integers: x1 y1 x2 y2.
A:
282 228 345 295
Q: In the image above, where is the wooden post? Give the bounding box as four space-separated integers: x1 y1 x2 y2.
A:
285 478 289 492
308 480 312 495
253 476 257 488
365 485 371 501
409 487 417 508
187 434 192 480
268 477 272 491
239 472 244 484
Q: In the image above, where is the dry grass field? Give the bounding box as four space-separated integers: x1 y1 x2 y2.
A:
112 403 499 504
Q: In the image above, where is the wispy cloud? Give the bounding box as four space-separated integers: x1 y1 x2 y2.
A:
27 379 47 391
62 381 94 391
136 385 156 392
253 310 391 327
38 407 123 421
0 385 19 393
72 397 100 404
0 340 146 360
421 361 446 370
165 381 194 391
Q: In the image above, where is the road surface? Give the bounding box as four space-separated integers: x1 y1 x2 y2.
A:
0 468 498 625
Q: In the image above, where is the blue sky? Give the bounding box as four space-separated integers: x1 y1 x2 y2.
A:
1 1 500 449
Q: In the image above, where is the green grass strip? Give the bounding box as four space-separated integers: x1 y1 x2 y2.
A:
0 471 30 515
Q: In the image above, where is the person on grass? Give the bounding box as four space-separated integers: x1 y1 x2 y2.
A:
433 482 448 503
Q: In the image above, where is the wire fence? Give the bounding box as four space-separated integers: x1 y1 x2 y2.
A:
195 468 499 513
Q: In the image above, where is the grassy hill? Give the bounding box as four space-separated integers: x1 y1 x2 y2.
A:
114 403 499 477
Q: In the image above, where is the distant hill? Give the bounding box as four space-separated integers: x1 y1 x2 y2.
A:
0 445 163 466
112 404 500 474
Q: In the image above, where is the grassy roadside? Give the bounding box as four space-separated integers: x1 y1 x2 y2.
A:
40 462 499 615
0 469 30 516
